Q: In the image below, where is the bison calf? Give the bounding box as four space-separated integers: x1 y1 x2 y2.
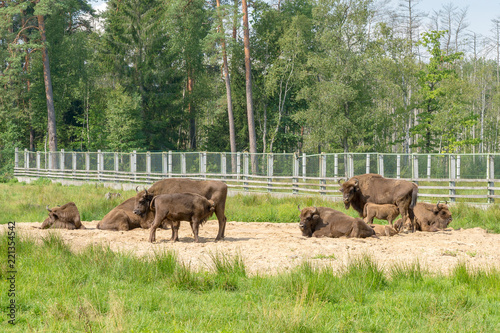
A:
363 203 400 226
41 202 85 230
149 193 215 243
299 206 375 238
369 224 398 237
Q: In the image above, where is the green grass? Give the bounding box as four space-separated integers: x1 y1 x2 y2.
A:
1 182 499 233
0 234 499 332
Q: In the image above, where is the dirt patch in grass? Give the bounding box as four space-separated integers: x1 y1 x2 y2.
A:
5 221 500 275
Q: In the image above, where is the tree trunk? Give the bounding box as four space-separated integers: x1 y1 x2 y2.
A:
217 0 237 172
188 69 196 150
37 14 57 166
242 0 257 173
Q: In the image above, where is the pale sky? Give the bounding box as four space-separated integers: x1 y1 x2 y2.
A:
89 0 500 38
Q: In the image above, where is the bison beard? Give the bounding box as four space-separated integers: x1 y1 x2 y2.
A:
339 174 418 232
298 206 375 238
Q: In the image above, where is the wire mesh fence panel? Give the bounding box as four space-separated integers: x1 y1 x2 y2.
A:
430 155 449 179
381 155 398 178
64 153 72 170
185 153 200 174
273 154 294 176
117 153 130 172
494 155 500 179
206 153 222 174
400 154 412 178
171 153 181 174
352 154 367 176
225 153 238 175
459 155 487 179
151 153 163 174
135 153 146 173
416 155 428 179
102 153 115 171
305 154 320 178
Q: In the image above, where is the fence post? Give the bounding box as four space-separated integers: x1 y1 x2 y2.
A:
168 151 172 177
202 152 207 178
15 147 19 169
320 153 326 195
412 154 419 182
449 155 456 203
348 154 354 178
72 152 77 178
366 154 370 174
302 153 306 181
396 154 401 179
131 150 136 182
334 154 338 178
378 154 384 177
267 153 273 193
181 153 186 175
162 152 167 177
97 150 102 182
457 155 461 179
293 153 299 194
114 152 119 182
85 152 90 181
24 148 29 169
36 151 41 172
146 151 151 182
488 155 495 204
60 149 65 172
243 153 249 191
48 151 52 170
427 155 431 179
237 152 241 181
221 153 227 179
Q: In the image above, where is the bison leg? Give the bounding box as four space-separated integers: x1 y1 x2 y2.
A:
50 221 77 230
214 205 227 241
169 221 180 242
397 201 414 233
191 219 201 243
149 213 167 243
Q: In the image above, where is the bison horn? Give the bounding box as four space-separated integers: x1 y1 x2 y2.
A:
297 205 302 212
312 206 318 215
354 178 359 186
337 178 344 185
445 201 448 205
135 186 140 193
46 205 51 212
436 201 441 210
144 187 148 196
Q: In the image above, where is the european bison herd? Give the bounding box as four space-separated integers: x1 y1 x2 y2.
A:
41 174 453 242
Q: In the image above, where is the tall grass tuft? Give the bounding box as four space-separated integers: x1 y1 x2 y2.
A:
209 251 247 290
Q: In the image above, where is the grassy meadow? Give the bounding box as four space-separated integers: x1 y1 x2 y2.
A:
1 233 499 332
0 180 499 232
1 180 500 331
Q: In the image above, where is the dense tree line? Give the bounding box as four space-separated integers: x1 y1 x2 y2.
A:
1 0 499 170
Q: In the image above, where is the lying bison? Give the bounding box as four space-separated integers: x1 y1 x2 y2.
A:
97 197 156 231
133 178 228 241
369 224 398 237
148 193 215 243
395 201 452 232
298 206 375 238
41 202 85 230
340 174 418 232
363 203 400 226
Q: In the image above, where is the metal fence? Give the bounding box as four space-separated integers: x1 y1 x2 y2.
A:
13 148 500 204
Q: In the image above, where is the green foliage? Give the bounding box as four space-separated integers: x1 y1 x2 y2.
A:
1 235 498 331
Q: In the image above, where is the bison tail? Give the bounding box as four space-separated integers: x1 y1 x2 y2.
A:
410 185 418 209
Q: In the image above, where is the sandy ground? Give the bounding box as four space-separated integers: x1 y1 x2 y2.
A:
4 220 500 275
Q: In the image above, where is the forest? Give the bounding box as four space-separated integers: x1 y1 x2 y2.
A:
1 0 499 167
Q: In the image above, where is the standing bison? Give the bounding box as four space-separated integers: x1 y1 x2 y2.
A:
41 202 85 230
298 206 375 238
339 174 418 232
148 193 215 243
395 201 452 232
133 178 228 241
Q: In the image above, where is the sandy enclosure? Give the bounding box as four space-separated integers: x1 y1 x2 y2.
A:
4 221 500 275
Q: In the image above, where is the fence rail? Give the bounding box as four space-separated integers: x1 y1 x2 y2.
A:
13 148 499 204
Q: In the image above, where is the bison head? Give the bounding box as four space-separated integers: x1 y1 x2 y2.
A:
298 206 320 237
339 178 359 210
133 187 154 217
427 201 452 230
